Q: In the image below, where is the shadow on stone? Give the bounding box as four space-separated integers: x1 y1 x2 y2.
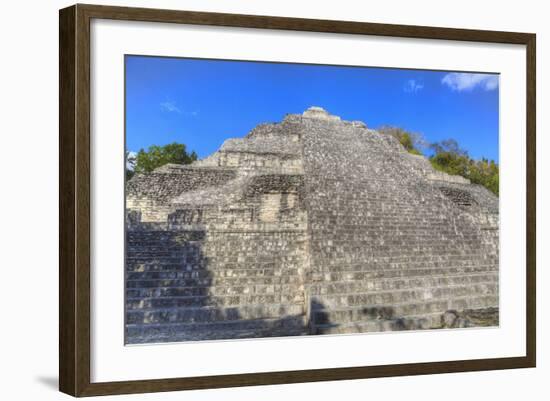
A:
125 229 220 343
125 225 318 343
309 299 338 335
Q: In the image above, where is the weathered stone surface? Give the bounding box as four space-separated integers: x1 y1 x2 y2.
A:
125 107 499 344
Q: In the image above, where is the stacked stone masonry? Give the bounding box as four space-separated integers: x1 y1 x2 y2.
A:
125 106 499 343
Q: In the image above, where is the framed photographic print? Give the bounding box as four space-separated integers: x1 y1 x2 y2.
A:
59 4 536 397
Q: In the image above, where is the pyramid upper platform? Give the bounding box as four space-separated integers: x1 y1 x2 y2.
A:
302 106 342 122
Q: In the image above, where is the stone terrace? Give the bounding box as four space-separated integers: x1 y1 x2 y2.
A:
125 107 499 344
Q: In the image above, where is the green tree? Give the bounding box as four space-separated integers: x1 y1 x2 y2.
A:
379 126 499 196
430 139 468 157
429 139 499 196
131 142 198 175
429 140 470 177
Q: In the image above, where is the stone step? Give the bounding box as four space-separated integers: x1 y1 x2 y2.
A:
312 295 498 325
126 274 496 304
375 257 497 267
312 265 498 282
126 267 303 279
126 282 497 311
315 306 499 334
127 303 305 324
126 253 303 262
309 273 497 295
126 257 206 265
126 271 302 288
308 212 482 221
369 246 497 254
314 313 444 334
311 253 497 263
364 223 496 231
312 282 498 309
312 228 491 237
126 293 305 309
126 257 307 267
126 235 308 244
126 241 496 252
126 274 301 288
126 226 488 238
309 216 483 224
126 266 497 288
126 258 303 271
125 257 497 273
126 315 308 343
311 260 497 274
126 234 488 247
311 206 482 215
310 234 493 246
127 282 303 298
313 241 495 250
319 248 496 258
126 235 308 243
365 258 497 268
126 257 497 272
318 256 498 265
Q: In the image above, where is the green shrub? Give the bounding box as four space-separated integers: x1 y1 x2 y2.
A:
379 126 499 196
126 142 198 179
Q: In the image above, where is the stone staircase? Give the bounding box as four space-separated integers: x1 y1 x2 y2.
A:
300 113 498 334
125 229 309 343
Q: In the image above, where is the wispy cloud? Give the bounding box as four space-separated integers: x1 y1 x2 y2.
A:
160 101 181 114
403 79 424 94
441 73 499 92
160 101 199 117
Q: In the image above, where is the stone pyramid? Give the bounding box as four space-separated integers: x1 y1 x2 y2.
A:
125 107 499 344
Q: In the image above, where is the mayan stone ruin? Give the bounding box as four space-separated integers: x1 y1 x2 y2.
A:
125 107 499 344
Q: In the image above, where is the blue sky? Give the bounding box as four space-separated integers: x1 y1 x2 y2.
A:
126 55 499 162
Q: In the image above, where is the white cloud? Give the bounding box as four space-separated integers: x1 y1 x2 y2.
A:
160 101 181 113
404 79 424 93
160 101 199 117
441 73 499 92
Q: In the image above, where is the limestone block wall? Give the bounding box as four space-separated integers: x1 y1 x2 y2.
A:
127 167 236 222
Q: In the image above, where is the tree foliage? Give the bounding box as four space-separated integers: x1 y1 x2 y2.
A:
429 140 471 177
126 142 198 180
379 126 499 196
378 126 426 155
428 140 499 195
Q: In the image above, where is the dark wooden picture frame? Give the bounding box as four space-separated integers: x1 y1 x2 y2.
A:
59 3 536 397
